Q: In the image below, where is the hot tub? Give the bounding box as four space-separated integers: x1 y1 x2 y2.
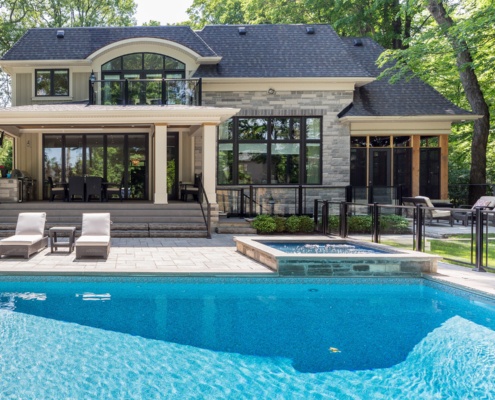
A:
234 236 440 277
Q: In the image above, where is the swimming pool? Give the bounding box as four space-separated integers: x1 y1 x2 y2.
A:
1 276 494 398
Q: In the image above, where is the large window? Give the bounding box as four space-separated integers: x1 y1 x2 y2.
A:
100 53 186 105
35 69 69 96
218 117 322 185
43 134 148 200
350 135 413 197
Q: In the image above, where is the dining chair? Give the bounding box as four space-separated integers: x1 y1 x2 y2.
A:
85 176 103 202
68 176 85 201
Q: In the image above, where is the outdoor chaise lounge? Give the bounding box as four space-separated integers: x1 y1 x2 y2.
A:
75 213 111 259
451 196 495 226
0 212 48 258
402 196 453 226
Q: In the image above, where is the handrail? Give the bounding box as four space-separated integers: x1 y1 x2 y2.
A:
197 178 212 239
88 78 202 106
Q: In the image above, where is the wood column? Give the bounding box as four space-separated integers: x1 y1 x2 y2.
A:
440 134 449 199
411 135 421 196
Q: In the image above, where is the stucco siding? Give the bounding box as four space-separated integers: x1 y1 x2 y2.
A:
72 72 89 101
202 90 353 186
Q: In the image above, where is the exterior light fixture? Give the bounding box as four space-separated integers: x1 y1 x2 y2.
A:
267 88 276 95
90 70 96 83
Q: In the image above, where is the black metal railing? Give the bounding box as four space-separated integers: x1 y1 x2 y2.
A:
89 78 202 106
313 199 495 272
196 177 212 239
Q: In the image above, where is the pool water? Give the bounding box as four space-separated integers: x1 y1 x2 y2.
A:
261 241 388 254
1 277 495 398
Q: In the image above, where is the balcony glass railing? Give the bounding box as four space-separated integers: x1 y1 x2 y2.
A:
89 78 202 106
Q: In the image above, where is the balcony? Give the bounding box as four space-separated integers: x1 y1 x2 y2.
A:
88 78 202 106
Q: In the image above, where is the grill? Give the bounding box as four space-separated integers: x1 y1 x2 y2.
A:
11 169 36 202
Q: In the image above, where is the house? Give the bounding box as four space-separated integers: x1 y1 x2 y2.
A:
0 24 477 218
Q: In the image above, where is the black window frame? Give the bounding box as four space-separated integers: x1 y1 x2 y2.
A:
101 52 186 81
217 116 323 186
35 69 69 97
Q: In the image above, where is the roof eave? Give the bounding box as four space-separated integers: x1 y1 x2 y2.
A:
339 114 482 123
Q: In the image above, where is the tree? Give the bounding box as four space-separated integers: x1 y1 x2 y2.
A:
427 0 491 203
187 0 418 49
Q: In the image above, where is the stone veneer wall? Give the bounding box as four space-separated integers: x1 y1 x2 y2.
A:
200 90 354 187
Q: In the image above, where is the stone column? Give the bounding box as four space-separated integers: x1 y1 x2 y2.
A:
202 123 217 204
154 123 168 204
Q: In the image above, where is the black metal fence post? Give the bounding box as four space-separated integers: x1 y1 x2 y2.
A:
473 206 486 272
415 204 423 252
314 199 319 229
372 202 379 243
340 201 348 238
240 188 245 218
298 185 303 215
322 200 329 235
249 185 254 216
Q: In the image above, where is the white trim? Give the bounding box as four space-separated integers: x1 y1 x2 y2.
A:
86 38 221 65
0 106 240 127
203 77 374 92
340 115 481 123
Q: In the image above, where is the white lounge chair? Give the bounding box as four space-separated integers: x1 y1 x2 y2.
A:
75 213 111 259
0 212 48 258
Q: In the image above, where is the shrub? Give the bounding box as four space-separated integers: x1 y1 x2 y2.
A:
325 214 409 234
251 215 276 233
379 215 410 234
298 216 314 233
273 216 286 233
285 215 300 233
348 215 372 233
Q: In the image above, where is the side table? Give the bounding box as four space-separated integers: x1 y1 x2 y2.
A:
49 226 76 253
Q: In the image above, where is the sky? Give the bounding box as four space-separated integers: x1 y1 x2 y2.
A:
134 0 194 25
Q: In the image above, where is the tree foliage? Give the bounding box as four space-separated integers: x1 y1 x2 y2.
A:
0 0 137 107
187 0 495 196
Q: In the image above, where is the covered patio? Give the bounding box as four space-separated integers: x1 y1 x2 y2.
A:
0 103 239 208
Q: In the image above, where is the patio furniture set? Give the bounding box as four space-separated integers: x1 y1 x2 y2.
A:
402 196 495 226
48 176 123 202
0 212 111 259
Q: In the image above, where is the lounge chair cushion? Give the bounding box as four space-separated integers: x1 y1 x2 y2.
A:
15 212 46 235
80 213 111 236
473 196 495 209
0 234 44 246
75 235 110 246
415 196 435 208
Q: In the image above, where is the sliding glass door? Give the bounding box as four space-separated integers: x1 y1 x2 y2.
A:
43 133 148 200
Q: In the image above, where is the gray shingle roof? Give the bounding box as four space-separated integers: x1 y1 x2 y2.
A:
194 25 372 78
338 37 471 117
2 26 217 60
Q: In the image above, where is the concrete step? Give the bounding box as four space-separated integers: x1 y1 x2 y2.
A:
0 202 209 238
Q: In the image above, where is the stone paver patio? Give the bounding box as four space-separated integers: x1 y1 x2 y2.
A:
0 233 494 298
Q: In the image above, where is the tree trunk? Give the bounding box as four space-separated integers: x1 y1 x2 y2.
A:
427 0 490 204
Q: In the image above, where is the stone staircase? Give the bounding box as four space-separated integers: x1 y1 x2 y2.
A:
0 201 209 238
215 216 257 234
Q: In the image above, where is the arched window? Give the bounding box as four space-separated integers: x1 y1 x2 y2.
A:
101 53 185 80
99 53 189 105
